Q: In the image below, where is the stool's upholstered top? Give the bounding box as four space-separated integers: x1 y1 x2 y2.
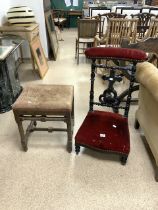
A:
12 85 74 115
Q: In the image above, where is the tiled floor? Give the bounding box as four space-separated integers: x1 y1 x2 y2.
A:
0 29 158 210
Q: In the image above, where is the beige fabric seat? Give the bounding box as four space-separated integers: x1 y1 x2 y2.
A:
135 62 158 182
12 84 74 152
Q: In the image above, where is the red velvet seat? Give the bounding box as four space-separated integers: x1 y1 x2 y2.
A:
75 47 147 164
75 111 130 154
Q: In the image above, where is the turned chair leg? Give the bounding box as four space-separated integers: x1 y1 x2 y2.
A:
120 155 128 165
134 119 140 129
75 145 80 155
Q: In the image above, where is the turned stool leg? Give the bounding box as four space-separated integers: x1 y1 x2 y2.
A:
66 114 72 153
16 117 28 152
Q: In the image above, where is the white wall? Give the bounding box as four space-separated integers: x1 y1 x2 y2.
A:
0 0 11 25
0 0 48 58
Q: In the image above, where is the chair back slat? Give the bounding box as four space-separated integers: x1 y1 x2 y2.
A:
105 18 138 47
78 19 98 38
145 18 158 38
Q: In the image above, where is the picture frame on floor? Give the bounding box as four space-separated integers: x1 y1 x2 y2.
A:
45 10 59 60
30 37 48 79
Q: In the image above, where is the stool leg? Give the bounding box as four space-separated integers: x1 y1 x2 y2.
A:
29 45 36 71
16 118 28 152
66 114 72 153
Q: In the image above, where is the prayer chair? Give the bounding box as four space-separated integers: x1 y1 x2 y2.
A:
75 47 147 164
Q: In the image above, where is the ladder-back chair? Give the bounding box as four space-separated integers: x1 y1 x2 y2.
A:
121 19 158 67
131 13 157 39
75 18 98 64
145 18 158 38
95 18 138 47
96 12 127 38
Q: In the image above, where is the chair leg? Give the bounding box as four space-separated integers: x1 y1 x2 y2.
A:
134 119 140 129
75 39 77 59
120 155 128 165
77 42 79 65
75 144 80 155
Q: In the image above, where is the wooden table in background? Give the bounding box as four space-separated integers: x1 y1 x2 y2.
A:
67 10 83 27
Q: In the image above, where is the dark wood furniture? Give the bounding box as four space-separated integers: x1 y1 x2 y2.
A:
12 84 74 152
131 12 157 38
75 47 147 164
0 35 23 113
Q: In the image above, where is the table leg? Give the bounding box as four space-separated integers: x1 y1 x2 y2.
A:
29 44 36 71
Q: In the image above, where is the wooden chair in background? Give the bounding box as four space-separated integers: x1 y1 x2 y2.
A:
94 18 138 88
121 18 158 66
95 18 138 47
131 13 157 39
75 18 98 64
96 12 127 38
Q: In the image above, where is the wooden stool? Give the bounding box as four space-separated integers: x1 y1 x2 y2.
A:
12 84 74 152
